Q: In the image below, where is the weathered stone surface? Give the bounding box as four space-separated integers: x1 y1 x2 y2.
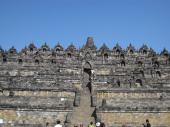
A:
0 110 69 125
0 37 170 127
97 112 170 127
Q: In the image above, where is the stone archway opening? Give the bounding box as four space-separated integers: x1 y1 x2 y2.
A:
83 62 92 92
84 68 91 92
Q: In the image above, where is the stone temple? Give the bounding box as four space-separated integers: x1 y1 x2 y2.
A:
0 37 170 127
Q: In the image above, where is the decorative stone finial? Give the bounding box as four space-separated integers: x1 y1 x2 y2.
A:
84 37 96 50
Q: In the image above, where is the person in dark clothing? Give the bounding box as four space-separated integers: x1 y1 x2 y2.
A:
143 119 151 127
100 122 105 127
46 122 49 127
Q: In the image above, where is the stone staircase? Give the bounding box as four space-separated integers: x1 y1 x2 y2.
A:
71 87 95 127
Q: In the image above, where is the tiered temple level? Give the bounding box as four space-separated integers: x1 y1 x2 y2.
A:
0 37 170 127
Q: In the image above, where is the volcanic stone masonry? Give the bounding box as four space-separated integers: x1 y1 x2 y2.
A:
0 37 170 127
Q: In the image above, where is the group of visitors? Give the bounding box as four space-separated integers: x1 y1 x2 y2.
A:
52 119 151 127
52 121 105 127
88 121 105 127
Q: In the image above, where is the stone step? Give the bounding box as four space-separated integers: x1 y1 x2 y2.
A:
71 86 95 127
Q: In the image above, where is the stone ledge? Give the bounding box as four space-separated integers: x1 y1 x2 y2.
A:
0 96 74 110
95 89 170 93
0 105 73 111
97 106 170 112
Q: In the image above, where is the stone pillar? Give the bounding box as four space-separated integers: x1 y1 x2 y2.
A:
74 92 80 107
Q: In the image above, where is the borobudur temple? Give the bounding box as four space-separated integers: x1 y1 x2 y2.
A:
0 37 170 127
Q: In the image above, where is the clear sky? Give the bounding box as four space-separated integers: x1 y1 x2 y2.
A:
0 0 170 52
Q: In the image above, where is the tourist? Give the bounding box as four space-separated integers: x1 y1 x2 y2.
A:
88 122 95 127
142 119 151 127
54 120 62 127
96 121 100 127
100 122 105 127
46 122 49 127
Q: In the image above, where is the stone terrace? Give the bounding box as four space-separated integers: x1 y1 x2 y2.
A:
0 37 170 127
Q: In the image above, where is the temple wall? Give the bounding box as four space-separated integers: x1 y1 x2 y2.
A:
1 91 75 98
97 112 170 127
0 109 69 125
96 91 166 106
96 92 163 99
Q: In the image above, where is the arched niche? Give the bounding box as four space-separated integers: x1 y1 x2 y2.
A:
135 79 143 87
30 47 33 52
56 48 60 52
43 48 47 52
129 49 134 54
116 80 120 87
138 61 143 67
3 56 7 62
121 60 125 66
120 53 125 59
67 53 72 58
35 59 39 64
116 49 121 54
18 59 23 64
156 71 161 77
104 53 108 59
143 49 147 54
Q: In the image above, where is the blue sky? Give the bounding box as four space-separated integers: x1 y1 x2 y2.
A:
0 0 170 52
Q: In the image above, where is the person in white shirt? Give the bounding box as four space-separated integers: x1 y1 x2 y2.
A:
96 121 101 127
54 120 62 127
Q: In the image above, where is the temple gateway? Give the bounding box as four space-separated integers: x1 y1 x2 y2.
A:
0 37 170 127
